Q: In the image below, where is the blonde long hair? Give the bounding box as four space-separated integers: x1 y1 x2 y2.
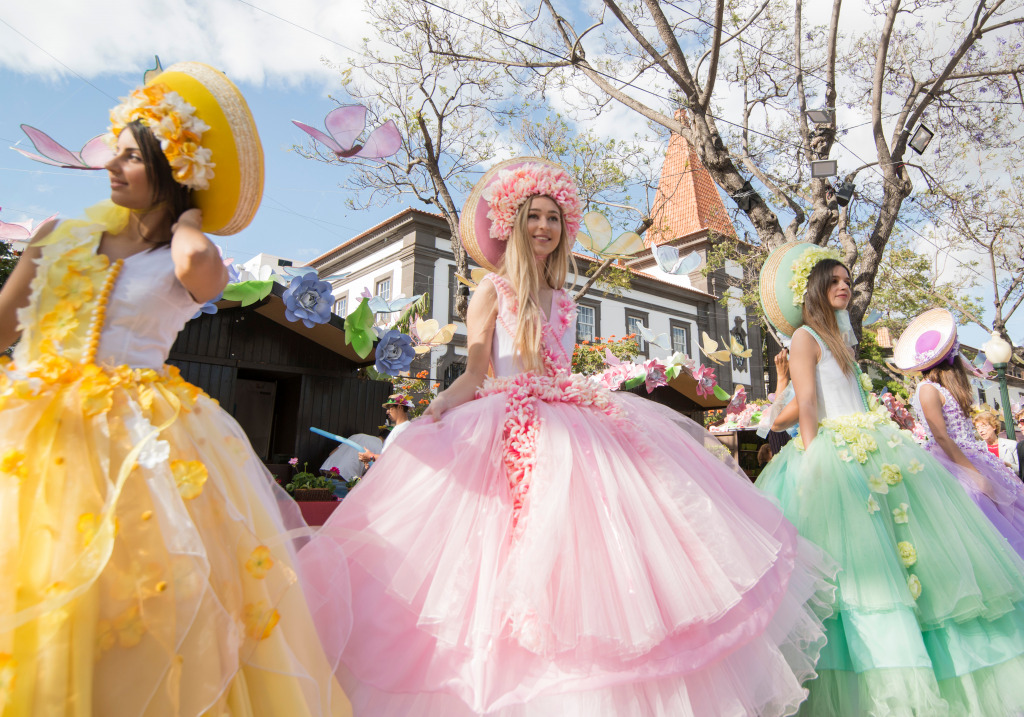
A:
801 258 855 375
499 195 575 373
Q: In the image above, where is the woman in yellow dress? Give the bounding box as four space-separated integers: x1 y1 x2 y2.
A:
0 62 350 716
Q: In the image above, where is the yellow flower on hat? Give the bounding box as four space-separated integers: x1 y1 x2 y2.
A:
171 459 208 500
897 541 918 567
245 546 275 580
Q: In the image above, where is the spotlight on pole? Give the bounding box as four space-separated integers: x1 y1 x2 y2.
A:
805 108 834 124
834 181 855 207
734 179 755 212
810 159 838 178
908 124 934 154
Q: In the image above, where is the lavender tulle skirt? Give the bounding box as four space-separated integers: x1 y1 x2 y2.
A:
923 441 1024 558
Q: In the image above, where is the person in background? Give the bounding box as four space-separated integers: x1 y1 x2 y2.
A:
357 393 413 465
975 410 1020 473
1016 411 1024 481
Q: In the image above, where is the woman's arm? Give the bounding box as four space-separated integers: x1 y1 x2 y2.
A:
789 329 821 450
171 209 227 304
0 223 52 352
423 280 498 421
918 383 995 497
770 348 799 430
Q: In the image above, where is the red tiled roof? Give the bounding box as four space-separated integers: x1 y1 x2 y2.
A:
646 121 737 247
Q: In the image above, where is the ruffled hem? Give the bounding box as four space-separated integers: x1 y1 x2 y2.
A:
305 389 836 714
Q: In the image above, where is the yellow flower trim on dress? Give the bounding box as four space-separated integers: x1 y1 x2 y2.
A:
907 574 922 600
39 301 80 342
245 546 275 579
95 620 117 659
906 459 924 474
0 449 28 480
79 364 115 416
881 463 903 485
171 460 208 500
898 541 918 567
0 653 15 708
858 373 873 393
78 513 99 547
867 495 880 514
788 246 841 306
242 601 281 641
106 83 215 190
112 605 146 648
893 503 910 524
868 474 889 494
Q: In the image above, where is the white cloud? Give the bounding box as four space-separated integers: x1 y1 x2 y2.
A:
0 0 372 85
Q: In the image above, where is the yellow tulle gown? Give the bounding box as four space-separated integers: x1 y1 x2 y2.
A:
0 202 351 716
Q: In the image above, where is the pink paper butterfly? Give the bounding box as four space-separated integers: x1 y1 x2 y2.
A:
0 207 58 240
293 105 402 159
12 125 112 169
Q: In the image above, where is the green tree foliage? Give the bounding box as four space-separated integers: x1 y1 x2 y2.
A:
572 334 639 375
0 241 18 288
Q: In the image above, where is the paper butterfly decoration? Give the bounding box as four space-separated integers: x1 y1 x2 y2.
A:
293 105 402 160
727 334 753 361
411 317 457 354
364 293 423 315
699 332 733 364
0 208 58 240
653 245 702 275
575 211 646 258
637 323 671 350
863 308 883 326
454 268 493 292
12 125 113 170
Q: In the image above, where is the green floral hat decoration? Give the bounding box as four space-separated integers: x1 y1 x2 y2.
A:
759 242 841 337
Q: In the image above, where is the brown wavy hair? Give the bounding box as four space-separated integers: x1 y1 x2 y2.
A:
801 258 855 375
499 195 576 373
126 119 194 245
922 355 974 419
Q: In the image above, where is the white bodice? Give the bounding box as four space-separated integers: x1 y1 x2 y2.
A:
94 248 200 369
485 275 575 377
798 326 864 420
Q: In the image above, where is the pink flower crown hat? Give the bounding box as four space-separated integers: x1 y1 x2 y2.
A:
893 308 960 373
459 157 582 271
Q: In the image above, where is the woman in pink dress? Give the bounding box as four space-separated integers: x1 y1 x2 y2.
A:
306 158 836 716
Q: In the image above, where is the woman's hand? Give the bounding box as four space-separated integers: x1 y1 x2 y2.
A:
171 208 203 235
774 348 790 386
423 394 448 422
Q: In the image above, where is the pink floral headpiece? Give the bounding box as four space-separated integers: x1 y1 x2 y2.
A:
481 163 582 241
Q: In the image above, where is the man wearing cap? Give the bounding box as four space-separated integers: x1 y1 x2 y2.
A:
358 393 414 465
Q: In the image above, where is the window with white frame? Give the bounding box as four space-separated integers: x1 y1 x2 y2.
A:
333 295 347 317
670 321 690 356
576 305 596 343
625 312 648 356
375 277 392 301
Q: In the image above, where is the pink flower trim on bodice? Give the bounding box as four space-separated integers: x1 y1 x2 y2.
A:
478 370 621 532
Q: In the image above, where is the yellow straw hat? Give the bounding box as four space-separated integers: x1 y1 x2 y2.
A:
111 62 264 236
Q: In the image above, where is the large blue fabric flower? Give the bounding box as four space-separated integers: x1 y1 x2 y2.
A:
283 274 333 328
374 329 416 376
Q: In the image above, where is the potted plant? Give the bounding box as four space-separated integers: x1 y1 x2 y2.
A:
285 458 337 501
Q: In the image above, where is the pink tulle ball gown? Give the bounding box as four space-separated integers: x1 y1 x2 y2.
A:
303 274 836 716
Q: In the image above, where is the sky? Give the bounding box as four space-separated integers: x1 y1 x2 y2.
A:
1 0 1020 349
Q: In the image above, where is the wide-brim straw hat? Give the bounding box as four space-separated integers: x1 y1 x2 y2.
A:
759 242 823 338
459 156 576 272
146 62 264 235
893 308 958 372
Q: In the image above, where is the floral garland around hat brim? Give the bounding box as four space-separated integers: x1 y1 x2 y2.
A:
105 84 215 191
789 246 841 307
482 164 582 241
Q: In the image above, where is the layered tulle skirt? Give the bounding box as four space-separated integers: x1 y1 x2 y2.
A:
922 441 1024 559
304 373 836 716
0 360 350 716
756 410 1024 716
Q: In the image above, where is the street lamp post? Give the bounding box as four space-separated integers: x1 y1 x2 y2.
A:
981 331 1016 441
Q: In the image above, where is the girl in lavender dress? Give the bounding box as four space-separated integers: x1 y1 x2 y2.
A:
896 308 1024 558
